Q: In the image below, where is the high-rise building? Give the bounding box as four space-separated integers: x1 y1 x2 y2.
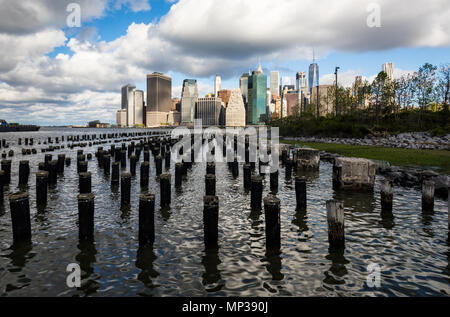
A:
247 65 267 125
121 84 136 110
226 89 246 127
195 97 224 126
133 90 144 126
308 63 319 94
270 71 280 97
214 75 222 97
146 72 172 113
218 89 232 107
296 72 307 91
239 73 249 102
116 109 127 128
382 62 394 81
181 79 198 124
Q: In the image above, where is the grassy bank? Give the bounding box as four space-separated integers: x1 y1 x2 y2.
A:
281 140 450 174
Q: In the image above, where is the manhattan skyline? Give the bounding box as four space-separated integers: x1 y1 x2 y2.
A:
0 0 449 126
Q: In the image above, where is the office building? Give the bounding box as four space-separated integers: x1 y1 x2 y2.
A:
147 72 172 113
181 79 198 124
134 90 144 126
214 75 222 97
296 72 307 91
270 71 280 97
247 65 267 124
116 109 127 128
309 85 334 117
308 63 319 94
382 62 394 81
239 73 249 102
121 84 136 110
218 89 232 107
195 97 224 126
226 89 246 127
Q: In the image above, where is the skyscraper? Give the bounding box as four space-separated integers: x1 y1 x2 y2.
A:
247 64 267 124
121 84 136 110
134 90 144 126
195 97 224 126
296 72 307 91
226 89 246 127
308 63 319 94
214 75 221 97
270 71 280 97
146 72 172 113
239 73 249 102
181 79 198 124
382 62 394 81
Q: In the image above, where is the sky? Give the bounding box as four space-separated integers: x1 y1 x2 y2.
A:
0 0 449 126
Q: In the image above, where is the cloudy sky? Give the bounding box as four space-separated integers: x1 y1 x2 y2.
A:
0 0 449 125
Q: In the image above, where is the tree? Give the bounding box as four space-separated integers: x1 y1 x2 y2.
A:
436 63 449 109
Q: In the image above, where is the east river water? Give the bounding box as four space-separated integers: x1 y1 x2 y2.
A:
0 128 449 296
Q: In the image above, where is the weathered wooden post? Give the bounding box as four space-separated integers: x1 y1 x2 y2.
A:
18 160 30 186
140 161 149 187
155 155 162 176
160 174 171 208
1 160 11 184
264 195 281 252
121 172 131 206
380 178 393 215
243 163 251 191
77 161 88 174
130 155 137 176
139 193 155 246
65 157 71 167
232 158 239 178
36 171 48 206
48 160 58 186
285 159 293 179
422 181 435 213
270 170 279 192
57 154 65 173
121 150 127 169
77 193 95 241
103 154 111 175
9 192 32 243
175 163 183 188
203 196 219 250
326 200 345 248
111 162 120 185
165 151 171 170
144 150 150 162
79 172 92 194
207 162 216 175
295 176 307 213
205 174 216 196
251 175 264 210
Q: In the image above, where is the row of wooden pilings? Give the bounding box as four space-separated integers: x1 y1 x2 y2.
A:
2 133 450 255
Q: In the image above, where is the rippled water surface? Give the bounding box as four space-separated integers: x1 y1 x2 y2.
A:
0 128 449 297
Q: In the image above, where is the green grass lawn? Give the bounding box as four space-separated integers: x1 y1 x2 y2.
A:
281 140 450 174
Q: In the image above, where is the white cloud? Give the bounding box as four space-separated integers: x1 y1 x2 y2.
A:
0 0 449 124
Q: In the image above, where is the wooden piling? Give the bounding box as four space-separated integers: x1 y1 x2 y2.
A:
264 195 281 251
422 181 435 212
380 178 393 215
79 172 92 194
36 171 48 206
160 174 171 208
77 193 95 241
295 176 307 213
203 196 219 250
251 175 264 211
139 193 155 246
18 160 30 186
9 192 31 243
121 172 131 206
205 174 216 196
326 200 345 248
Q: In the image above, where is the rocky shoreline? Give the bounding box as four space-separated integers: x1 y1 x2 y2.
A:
320 151 449 200
285 132 450 151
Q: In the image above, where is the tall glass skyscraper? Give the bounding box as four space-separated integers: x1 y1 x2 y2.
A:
181 79 198 124
308 63 319 94
247 65 267 124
